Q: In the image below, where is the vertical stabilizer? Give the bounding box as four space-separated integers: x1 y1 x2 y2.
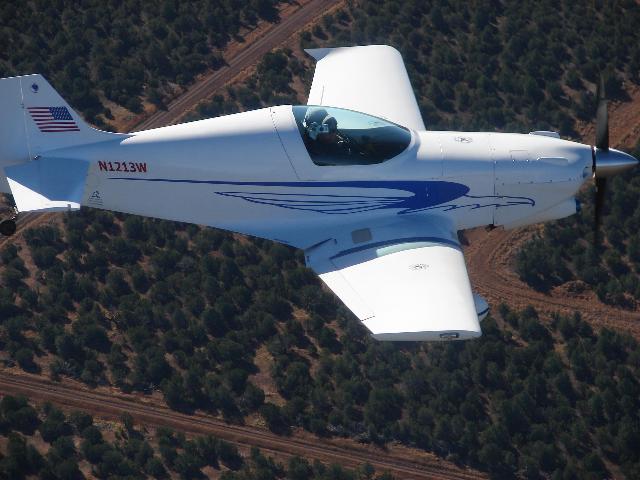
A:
0 74 120 193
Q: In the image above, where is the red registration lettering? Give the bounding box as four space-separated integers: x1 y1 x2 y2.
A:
97 161 147 173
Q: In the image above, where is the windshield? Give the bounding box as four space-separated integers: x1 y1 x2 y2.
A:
292 106 412 166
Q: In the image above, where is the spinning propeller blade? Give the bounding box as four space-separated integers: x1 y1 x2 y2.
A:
590 76 638 245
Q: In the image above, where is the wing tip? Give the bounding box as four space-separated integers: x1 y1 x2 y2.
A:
305 45 400 62
305 47 333 61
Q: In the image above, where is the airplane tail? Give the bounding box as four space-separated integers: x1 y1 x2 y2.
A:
0 74 121 212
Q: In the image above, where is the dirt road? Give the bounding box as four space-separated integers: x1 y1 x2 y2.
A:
0 371 485 480
134 0 342 131
464 226 640 338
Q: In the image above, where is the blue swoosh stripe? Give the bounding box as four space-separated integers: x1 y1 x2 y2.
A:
108 177 471 215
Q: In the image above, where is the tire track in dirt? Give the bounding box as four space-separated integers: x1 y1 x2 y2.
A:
0 371 486 480
464 227 640 338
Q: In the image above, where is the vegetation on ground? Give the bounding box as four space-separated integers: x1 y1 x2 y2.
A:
191 0 640 136
0 395 392 479
3 1 640 479
0 0 286 127
3 216 640 479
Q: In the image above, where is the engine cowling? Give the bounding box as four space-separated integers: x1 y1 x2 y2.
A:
503 198 578 230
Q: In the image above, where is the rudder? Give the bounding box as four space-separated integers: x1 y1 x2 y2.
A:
0 74 117 193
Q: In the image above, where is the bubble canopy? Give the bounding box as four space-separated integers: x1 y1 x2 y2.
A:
292 106 412 166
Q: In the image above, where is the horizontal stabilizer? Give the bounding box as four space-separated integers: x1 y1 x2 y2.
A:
6 157 88 212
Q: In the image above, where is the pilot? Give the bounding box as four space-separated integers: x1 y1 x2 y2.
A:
304 108 338 140
303 109 353 161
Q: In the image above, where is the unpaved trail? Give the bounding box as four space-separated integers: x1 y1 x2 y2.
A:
464 227 640 338
134 0 343 131
0 371 486 480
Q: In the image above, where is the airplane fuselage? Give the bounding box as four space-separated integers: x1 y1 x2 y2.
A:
39 105 592 249
2 47 638 342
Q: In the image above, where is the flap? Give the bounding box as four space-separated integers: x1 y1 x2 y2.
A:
306 45 426 131
306 218 481 341
5 157 89 212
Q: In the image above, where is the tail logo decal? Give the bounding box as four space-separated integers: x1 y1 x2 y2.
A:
28 106 79 132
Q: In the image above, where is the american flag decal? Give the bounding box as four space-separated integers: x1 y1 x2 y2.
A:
28 106 80 132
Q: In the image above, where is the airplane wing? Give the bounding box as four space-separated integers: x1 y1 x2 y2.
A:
305 218 481 341
305 45 426 131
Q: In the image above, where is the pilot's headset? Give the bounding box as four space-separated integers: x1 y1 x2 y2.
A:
304 110 338 140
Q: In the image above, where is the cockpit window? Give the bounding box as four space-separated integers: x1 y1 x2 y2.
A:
292 106 412 166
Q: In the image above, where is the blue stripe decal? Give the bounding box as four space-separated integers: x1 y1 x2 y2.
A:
109 177 470 215
330 236 460 260
108 177 534 215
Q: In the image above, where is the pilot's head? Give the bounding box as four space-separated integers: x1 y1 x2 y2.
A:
304 109 338 141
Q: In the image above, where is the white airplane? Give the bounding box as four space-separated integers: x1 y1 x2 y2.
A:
0 45 636 341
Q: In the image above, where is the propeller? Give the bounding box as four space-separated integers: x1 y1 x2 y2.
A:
591 76 639 245
593 77 608 244
595 78 609 151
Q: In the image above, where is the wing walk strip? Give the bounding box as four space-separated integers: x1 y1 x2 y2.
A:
330 236 461 259
0 371 485 480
